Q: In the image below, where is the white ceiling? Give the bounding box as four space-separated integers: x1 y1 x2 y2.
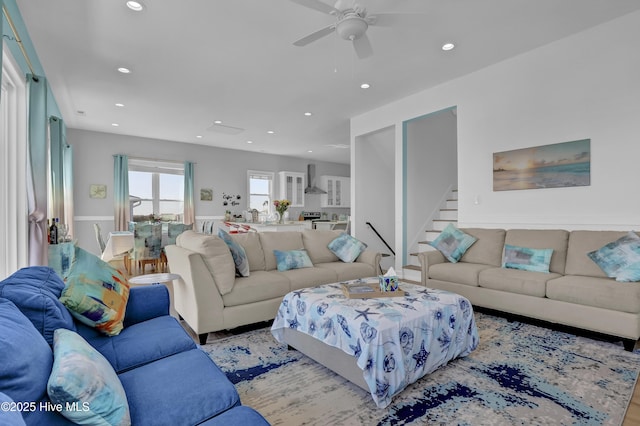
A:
15 0 640 165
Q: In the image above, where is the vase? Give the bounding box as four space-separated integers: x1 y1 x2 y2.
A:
278 212 285 224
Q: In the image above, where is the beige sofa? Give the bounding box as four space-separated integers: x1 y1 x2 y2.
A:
165 230 381 344
418 229 640 351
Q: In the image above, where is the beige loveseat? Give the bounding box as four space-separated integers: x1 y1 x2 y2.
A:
165 230 381 344
418 229 640 351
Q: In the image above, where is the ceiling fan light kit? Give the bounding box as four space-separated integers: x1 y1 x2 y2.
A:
335 14 368 40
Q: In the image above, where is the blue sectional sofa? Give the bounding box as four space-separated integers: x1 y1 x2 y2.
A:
0 266 269 426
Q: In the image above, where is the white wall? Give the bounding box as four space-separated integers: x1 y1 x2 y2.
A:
354 126 395 270
352 10 640 233
70 129 349 254
405 109 457 259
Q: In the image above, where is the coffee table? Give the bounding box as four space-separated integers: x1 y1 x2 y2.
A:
271 278 479 408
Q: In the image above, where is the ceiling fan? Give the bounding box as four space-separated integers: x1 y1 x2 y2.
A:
291 0 418 59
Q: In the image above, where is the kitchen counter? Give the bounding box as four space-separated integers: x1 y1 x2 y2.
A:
223 221 313 233
313 221 348 231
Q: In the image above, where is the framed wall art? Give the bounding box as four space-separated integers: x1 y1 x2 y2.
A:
493 139 590 191
200 188 213 201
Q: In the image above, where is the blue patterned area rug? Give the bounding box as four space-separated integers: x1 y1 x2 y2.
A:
202 313 640 425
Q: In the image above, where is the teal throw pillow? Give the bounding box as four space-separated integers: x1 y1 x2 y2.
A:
429 224 477 263
503 244 553 273
274 249 314 271
328 233 367 263
48 328 130 426
218 228 250 277
587 231 640 279
615 263 640 282
61 246 130 336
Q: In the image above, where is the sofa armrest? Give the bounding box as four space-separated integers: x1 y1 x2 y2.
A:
165 244 225 335
417 250 446 284
123 285 170 327
356 250 383 275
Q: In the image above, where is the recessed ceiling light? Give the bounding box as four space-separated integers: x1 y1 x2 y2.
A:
213 120 222 124
117 67 131 74
111 123 119 127
307 150 313 153
360 83 370 89
247 140 253 144
304 112 312 116
126 1 144 12
267 130 275 134
115 103 124 107
442 43 455 51
196 135 203 139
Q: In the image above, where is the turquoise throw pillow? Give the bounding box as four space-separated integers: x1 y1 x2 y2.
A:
587 231 640 279
48 328 130 426
61 247 130 336
328 233 367 263
218 229 250 277
274 249 314 271
503 244 553 273
429 224 477 263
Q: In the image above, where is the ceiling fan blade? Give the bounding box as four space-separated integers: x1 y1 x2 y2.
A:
290 0 340 15
293 24 336 46
367 13 428 27
353 33 373 59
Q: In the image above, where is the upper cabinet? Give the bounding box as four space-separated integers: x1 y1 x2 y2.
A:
320 176 350 208
278 171 305 207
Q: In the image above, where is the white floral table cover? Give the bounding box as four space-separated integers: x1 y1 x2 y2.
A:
271 279 479 408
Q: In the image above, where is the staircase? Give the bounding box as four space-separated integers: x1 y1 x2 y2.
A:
402 189 458 283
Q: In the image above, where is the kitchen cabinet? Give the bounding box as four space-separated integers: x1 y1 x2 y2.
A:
320 176 350 208
278 171 305 207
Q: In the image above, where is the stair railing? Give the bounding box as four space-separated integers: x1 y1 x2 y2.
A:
365 222 395 256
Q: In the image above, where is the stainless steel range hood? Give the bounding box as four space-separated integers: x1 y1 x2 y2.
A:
304 164 327 194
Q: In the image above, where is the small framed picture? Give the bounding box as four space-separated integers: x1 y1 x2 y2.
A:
200 188 213 201
89 184 107 199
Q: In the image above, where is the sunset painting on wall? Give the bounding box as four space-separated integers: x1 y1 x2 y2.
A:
493 139 590 191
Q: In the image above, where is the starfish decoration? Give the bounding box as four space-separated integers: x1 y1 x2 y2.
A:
291 289 307 299
354 307 380 322
412 340 430 371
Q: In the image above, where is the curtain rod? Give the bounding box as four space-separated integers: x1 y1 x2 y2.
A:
2 4 36 76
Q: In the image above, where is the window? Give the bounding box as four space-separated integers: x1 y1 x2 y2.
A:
128 158 184 222
1 45 29 278
248 170 274 214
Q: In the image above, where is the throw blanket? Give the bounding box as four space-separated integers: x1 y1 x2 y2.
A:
271 280 479 407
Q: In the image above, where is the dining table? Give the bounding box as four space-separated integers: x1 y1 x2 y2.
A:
101 231 134 273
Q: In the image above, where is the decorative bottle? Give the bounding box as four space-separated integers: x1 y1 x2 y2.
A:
50 218 59 245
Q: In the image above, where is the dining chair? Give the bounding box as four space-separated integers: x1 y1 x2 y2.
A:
129 222 163 273
93 223 106 253
160 223 194 270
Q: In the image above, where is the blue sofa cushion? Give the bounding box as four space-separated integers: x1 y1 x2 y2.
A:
47 329 130 426
0 298 53 406
77 316 197 373
0 266 76 346
118 349 240 425
0 391 27 426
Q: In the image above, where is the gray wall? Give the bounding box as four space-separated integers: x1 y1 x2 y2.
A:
405 108 457 255
70 129 349 254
